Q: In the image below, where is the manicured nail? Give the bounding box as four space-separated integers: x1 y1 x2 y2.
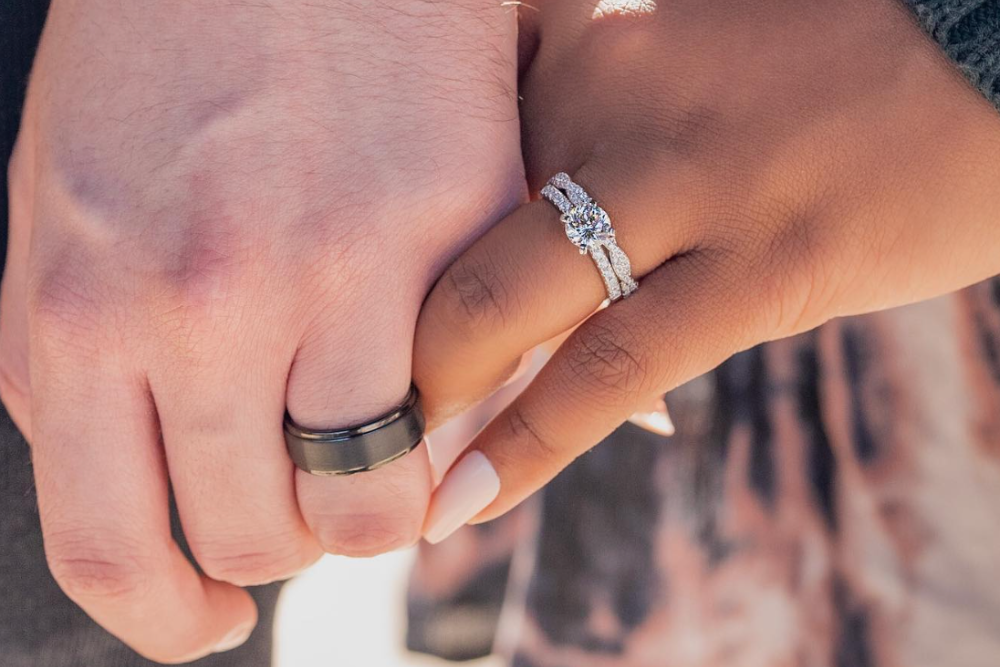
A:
628 397 675 436
423 451 500 544
214 622 254 653
502 352 534 388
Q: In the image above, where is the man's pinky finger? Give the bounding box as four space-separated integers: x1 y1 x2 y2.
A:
423 251 764 543
29 335 257 663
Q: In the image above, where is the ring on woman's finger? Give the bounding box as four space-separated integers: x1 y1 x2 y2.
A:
540 172 638 303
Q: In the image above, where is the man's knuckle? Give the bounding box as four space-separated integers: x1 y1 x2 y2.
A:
29 257 107 338
311 510 419 558
46 532 153 600
194 536 313 586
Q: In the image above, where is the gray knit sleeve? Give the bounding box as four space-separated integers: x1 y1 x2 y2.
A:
903 0 1000 108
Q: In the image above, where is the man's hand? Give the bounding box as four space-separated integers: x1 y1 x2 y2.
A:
0 0 522 661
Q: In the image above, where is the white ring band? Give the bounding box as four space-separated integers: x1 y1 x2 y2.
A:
541 173 638 302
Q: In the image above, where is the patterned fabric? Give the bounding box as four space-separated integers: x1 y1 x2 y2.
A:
406 4 1000 665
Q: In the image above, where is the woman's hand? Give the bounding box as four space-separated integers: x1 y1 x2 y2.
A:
0 0 522 661
414 0 1000 541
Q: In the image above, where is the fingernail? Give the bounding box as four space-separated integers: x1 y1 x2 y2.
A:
214 622 254 653
423 451 500 544
628 397 675 436
502 352 534 388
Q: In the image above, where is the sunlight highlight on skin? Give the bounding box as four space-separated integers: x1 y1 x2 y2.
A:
592 0 657 20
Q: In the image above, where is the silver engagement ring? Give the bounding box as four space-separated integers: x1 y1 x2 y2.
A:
541 172 638 302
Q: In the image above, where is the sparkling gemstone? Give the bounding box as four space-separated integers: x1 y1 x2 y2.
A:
563 203 613 250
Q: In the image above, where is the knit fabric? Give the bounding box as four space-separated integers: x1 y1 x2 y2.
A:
905 0 1000 106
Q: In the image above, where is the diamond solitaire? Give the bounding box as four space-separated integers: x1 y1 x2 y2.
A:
562 203 614 254
540 172 638 302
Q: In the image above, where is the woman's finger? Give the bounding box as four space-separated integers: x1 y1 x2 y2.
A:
414 165 704 429
423 250 764 542
28 313 256 662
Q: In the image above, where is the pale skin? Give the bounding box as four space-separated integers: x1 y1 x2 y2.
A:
4 0 1000 663
0 0 522 662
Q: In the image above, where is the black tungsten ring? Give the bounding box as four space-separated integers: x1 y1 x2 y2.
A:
283 385 425 476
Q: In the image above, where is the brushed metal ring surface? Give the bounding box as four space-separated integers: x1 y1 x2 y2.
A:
283 385 425 476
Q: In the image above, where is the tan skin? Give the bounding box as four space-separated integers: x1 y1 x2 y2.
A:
414 0 1000 525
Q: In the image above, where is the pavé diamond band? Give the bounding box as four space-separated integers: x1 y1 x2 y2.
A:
540 173 638 302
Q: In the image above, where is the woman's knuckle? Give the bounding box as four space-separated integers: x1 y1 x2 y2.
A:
579 12 658 62
565 319 648 398
438 255 514 335
752 212 844 337
504 404 561 464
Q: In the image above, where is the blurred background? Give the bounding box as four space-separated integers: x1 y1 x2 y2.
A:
275 551 501 667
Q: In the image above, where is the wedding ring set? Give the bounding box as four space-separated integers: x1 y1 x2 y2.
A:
541 172 638 303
